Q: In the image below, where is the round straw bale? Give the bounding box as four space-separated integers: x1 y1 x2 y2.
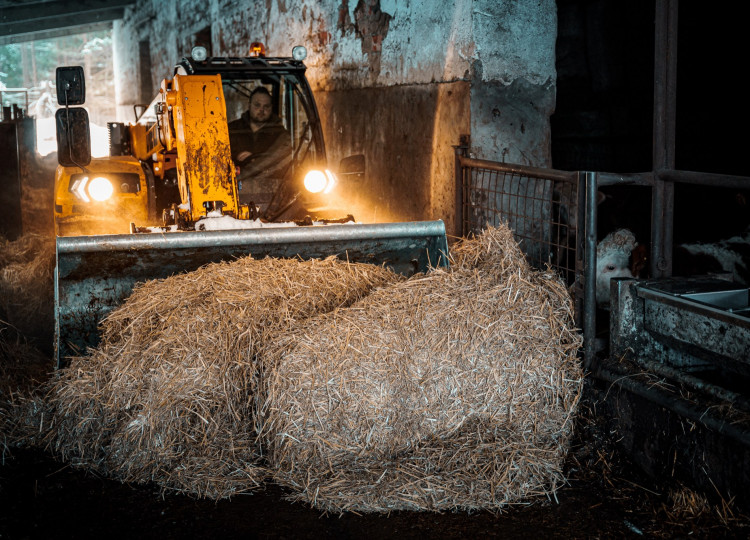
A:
0 233 56 455
48 254 401 499
450 220 531 279
260 224 583 513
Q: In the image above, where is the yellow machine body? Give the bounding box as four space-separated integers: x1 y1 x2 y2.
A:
52 51 450 366
53 74 248 235
53 155 149 237
161 74 243 222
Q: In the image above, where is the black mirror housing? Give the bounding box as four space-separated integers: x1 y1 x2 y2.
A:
56 66 86 106
338 154 365 179
55 108 91 166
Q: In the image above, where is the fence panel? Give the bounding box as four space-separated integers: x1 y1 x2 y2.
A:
458 156 583 322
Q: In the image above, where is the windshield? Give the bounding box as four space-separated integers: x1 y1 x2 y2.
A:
223 74 321 214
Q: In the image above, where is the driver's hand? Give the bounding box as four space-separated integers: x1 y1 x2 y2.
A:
237 150 252 162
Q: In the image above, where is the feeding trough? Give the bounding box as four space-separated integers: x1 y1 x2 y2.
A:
601 275 750 510
611 277 750 385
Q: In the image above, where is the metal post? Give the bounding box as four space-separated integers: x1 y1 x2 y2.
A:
453 134 470 238
582 170 598 372
650 0 678 278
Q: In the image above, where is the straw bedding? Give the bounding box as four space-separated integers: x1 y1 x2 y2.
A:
259 225 583 512
0 233 56 457
47 255 401 499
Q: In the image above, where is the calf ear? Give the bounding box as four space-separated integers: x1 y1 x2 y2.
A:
597 191 609 205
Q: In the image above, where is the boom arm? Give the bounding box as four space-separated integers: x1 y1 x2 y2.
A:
147 73 244 225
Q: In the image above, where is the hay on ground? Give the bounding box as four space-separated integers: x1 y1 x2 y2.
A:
260 224 584 513
47 255 401 499
0 320 54 462
0 233 55 341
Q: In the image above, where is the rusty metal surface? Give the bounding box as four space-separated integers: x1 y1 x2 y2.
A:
54 220 449 366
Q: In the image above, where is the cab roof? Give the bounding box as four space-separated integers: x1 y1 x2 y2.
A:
176 56 307 78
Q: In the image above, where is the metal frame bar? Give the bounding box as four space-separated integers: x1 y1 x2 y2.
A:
650 0 679 279
582 171 598 371
454 0 750 379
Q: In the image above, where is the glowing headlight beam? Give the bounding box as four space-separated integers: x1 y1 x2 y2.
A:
304 170 327 193
72 177 90 203
88 176 114 201
304 169 338 194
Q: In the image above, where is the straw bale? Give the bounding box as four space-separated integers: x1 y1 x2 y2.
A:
260 224 583 513
0 233 55 456
47 255 401 499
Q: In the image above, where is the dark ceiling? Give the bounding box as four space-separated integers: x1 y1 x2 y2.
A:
0 0 135 45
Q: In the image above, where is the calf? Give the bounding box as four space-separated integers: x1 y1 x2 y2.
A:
674 231 750 285
596 229 750 308
596 228 638 307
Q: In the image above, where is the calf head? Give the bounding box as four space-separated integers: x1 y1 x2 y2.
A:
596 229 638 306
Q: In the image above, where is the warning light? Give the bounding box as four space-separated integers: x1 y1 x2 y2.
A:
249 42 266 57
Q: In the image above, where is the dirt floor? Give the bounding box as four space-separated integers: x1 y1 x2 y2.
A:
2 381 748 540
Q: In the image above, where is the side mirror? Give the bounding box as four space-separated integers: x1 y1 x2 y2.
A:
56 66 86 106
338 154 365 181
55 108 91 166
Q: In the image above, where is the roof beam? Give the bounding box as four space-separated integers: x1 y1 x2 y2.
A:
0 21 114 46
0 0 133 45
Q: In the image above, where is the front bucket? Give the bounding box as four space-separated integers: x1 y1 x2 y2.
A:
54 220 449 366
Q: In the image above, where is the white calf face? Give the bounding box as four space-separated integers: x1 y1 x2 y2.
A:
596 251 634 305
595 229 638 307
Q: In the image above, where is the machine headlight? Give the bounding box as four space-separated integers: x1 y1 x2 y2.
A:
304 169 337 194
191 46 208 62
71 175 114 202
292 45 307 61
304 170 326 193
89 176 114 201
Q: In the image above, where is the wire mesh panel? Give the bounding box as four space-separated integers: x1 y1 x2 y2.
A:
458 157 582 319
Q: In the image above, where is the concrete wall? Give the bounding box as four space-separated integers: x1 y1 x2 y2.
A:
112 0 556 229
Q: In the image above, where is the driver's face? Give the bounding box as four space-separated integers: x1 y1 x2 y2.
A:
249 93 272 124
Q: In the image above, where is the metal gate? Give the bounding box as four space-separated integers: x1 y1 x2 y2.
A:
454 147 597 353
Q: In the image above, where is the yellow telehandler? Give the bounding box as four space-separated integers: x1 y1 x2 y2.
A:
53 44 448 366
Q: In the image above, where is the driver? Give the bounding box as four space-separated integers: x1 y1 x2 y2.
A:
228 86 292 186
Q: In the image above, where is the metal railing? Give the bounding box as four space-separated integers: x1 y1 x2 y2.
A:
454 142 657 370
455 142 750 372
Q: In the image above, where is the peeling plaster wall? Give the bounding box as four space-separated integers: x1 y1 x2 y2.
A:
112 0 555 228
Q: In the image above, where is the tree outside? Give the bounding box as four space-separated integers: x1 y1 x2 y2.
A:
1 31 114 156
